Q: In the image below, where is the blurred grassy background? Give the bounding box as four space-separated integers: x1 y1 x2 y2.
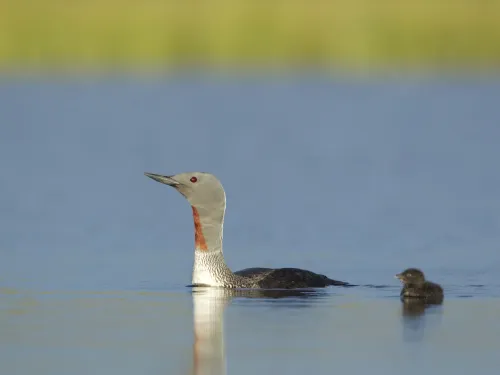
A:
1 0 499 72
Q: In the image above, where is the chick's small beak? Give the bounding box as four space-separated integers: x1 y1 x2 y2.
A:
144 172 180 186
395 274 403 280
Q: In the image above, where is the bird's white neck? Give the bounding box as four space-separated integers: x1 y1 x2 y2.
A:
190 206 233 286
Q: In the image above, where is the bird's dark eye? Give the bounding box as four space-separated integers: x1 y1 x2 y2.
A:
407 274 412 277
190 176 198 183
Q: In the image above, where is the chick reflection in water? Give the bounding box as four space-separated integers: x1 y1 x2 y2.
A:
401 299 427 317
190 287 322 375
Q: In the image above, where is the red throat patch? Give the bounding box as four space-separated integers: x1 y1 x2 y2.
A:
191 206 208 251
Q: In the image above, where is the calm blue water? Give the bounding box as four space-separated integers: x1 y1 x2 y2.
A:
1 74 500 374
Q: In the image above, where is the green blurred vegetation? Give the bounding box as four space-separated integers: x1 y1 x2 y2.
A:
1 0 499 72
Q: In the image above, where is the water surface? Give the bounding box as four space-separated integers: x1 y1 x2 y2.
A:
2 287 499 375
1 75 500 374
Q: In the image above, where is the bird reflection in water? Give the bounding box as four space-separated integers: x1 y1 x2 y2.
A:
402 299 428 317
400 299 443 342
190 287 322 375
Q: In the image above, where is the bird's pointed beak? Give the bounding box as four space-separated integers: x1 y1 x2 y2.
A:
144 172 180 186
395 274 402 280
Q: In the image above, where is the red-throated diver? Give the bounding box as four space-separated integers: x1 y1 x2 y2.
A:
145 171 350 289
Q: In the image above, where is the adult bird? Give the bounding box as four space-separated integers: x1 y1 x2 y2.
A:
145 171 352 289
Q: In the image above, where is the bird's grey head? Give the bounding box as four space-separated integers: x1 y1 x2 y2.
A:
144 171 226 210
